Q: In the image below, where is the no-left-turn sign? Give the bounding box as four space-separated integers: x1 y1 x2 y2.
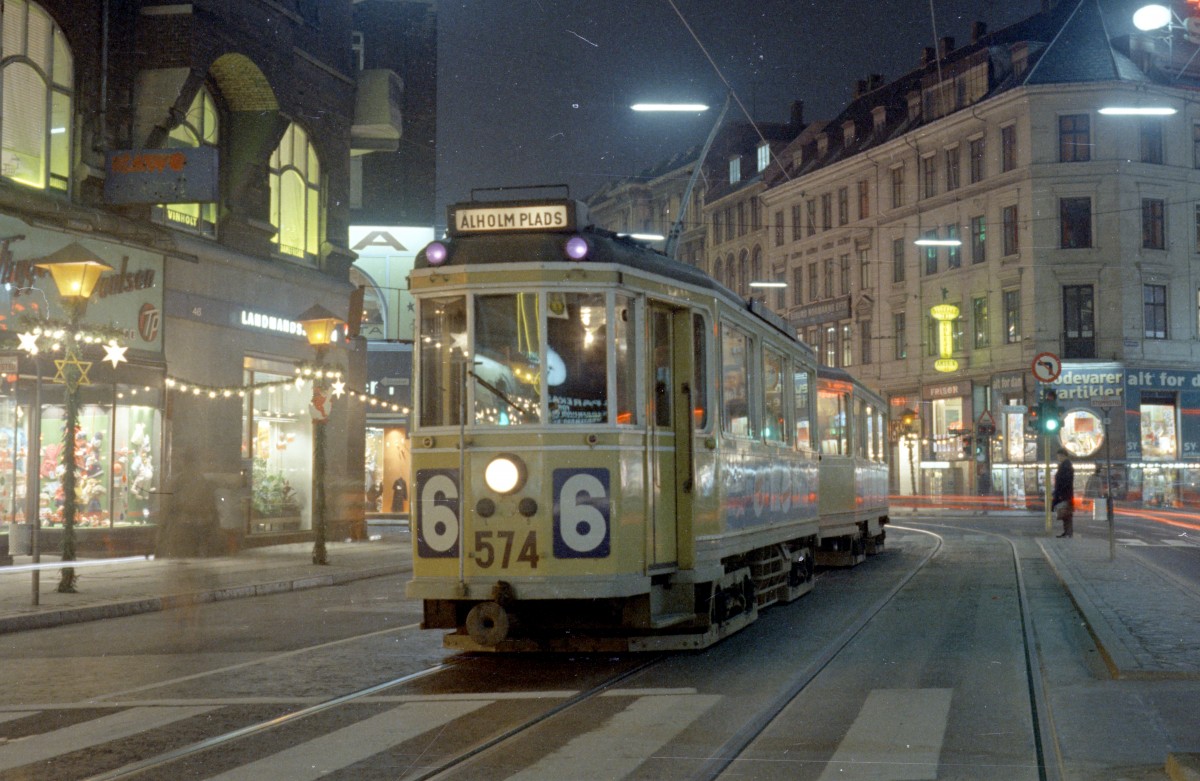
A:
1031 352 1061 383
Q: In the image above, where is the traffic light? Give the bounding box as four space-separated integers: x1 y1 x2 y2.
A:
1026 406 1040 434
1038 390 1063 435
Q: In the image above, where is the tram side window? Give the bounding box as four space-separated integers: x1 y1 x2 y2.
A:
615 296 637 425
856 398 868 457
763 347 787 443
794 369 815 453
721 324 753 437
547 293 608 424
474 294 542 425
865 405 877 461
419 295 466 427
692 313 709 429
817 389 848 455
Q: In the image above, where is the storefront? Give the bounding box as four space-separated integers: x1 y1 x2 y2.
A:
921 379 973 498
0 222 165 553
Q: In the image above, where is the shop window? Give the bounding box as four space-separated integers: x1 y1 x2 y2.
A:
1140 396 1177 460
243 368 312 533
0 0 73 192
153 86 218 236
269 122 321 261
1061 409 1103 458
39 396 161 528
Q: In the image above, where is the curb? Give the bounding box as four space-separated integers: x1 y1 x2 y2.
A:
0 564 407 635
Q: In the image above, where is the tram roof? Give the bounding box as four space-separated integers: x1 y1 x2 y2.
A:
417 198 805 348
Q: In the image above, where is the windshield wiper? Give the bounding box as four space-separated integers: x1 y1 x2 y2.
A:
467 368 535 421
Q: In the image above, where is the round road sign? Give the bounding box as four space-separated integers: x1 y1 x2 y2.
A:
1031 352 1061 383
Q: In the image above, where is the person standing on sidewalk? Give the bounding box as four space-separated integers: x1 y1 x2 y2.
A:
1053 448 1075 538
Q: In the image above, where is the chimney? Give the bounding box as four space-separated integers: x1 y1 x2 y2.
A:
971 21 988 43
922 46 937 67
854 79 868 98
868 74 885 91
789 100 804 131
939 36 954 57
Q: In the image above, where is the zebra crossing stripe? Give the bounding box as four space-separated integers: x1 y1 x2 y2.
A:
817 689 953 781
203 700 488 781
0 706 217 772
505 694 722 781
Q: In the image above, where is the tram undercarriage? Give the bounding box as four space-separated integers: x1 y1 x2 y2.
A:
429 539 818 653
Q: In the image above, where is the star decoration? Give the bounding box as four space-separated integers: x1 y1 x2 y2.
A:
330 379 346 397
53 356 92 390
102 341 128 368
450 330 468 353
16 331 40 354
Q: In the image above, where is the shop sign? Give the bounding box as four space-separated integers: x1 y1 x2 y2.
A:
993 372 1025 395
1126 367 1200 390
791 296 851 328
104 147 218 204
923 379 972 399
1047 362 1124 403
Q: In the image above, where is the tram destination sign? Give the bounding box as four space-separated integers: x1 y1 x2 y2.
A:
449 200 581 236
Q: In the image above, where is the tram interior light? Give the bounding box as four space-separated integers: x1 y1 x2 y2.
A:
564 235 590 261
485 454 527 494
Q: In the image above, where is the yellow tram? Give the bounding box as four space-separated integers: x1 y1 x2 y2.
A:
407 192 881 651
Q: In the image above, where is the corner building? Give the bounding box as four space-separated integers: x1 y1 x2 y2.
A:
757 0 1200 508
0 0 368 555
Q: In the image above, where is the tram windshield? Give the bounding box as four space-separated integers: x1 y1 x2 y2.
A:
418 291 613 428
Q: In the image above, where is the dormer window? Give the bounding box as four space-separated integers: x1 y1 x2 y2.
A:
729 155 741 184
756 142 770 172
842 120 856 147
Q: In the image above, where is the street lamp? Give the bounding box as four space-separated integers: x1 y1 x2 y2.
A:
34 242 112 593
633 95 730 260
297 304 343 566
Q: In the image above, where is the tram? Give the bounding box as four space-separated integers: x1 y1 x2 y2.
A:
406 189 885 652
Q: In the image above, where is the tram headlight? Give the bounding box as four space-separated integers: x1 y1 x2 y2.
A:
563 235 590 261
484 454 527 495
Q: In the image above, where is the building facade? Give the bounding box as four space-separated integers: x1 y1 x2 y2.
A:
0 0 373 555
589 0 1200 510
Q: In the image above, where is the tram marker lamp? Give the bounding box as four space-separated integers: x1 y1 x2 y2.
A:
564 235 590 261
425 241 448 266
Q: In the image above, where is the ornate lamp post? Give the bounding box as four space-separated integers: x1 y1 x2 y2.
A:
34 242 112 593
297 305 343 566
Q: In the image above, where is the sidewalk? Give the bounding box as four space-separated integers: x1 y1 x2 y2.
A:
1039 532 1200 680
0 536 411 634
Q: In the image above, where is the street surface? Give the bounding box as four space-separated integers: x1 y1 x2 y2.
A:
0 514 1194 780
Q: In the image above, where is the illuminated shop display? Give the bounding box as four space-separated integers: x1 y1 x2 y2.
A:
1060 409 1104 458
242 367 312 533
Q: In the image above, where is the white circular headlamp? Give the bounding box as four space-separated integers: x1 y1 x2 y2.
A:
485 454 526 495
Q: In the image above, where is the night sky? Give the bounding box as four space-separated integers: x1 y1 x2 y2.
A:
435 1 1051 221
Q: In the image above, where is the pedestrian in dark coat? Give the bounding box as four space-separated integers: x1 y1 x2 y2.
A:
1053 448 1075 537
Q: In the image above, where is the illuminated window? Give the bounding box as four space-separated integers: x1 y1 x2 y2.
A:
0 0 73 192
154 87 218 235
269 123 321 260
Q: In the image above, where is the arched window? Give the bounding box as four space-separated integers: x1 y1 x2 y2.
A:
269 122 321 260
725 253 736 290
0 0 72 192
155 86 218 235
711 258 723 283
738 250 749 296
349 266 387 338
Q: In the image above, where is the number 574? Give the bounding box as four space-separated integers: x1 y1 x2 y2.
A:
473 530 540 569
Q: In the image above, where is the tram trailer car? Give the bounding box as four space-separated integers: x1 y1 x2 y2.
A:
814 366 890 566
406 192 886 652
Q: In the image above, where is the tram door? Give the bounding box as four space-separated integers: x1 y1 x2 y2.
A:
648 303 683 568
